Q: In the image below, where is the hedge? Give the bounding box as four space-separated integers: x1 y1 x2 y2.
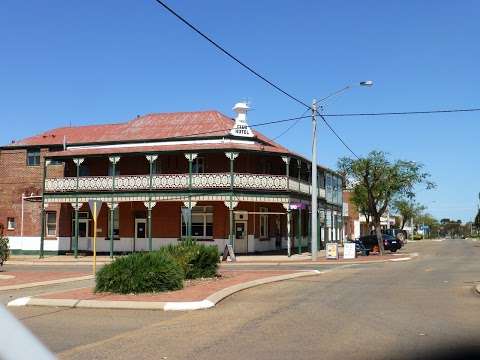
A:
95 252 184 294
157 240 220 279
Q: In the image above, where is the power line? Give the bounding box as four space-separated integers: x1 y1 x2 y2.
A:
272 108 310 141
317 112 360 159
323 108 480 117
152 0 362 158
152 1 480 158
153 0 310 109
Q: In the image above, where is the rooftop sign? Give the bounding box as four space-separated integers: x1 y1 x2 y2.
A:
230 102 254 138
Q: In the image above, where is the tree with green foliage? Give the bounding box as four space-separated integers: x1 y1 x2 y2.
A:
415 213 440 238
0 224 9 267
474 210 480 231
338 151 434 254
393 199 425 230
350 185 372 230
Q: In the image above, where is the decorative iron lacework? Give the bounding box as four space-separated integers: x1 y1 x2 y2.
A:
234 173 287 190
44 173 326 198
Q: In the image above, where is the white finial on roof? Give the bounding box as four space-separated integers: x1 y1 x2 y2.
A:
230 101 254 138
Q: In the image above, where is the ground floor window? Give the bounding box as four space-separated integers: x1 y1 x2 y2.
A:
107 207 120 239
259 207 268 238
46 212 57 236
181 206 213 239
7 217 15 230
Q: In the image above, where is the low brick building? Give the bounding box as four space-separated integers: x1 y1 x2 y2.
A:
0 102 344 255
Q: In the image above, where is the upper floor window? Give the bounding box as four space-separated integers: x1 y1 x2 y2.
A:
192 158 205 174
108 163 120 176
257 159 272 174
152 159 161 174
79 164 89 177
26 149 40 166
7 217 15 230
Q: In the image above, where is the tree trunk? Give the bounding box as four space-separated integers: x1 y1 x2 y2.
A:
373 218 385 255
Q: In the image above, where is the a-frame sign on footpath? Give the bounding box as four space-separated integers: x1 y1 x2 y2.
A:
88 200 103 275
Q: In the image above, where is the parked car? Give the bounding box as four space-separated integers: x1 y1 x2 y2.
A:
382 228 408 244
358 234 402 253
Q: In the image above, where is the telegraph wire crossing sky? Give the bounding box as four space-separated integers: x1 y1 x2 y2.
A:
0 0 479 221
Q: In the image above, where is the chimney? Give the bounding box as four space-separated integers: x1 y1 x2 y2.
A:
230 101 254 138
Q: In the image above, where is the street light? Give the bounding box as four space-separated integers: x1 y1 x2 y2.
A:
311 80 373 261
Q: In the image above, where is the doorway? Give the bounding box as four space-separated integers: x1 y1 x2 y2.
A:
71 213 90 251
234 221 248 254
134 218 146 252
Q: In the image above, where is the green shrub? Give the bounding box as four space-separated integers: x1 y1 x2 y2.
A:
95 252 184 294
412 234 423 240
157 240 219 279
0 234 9 267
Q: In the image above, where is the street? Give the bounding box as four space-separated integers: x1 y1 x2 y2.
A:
4 239 479 359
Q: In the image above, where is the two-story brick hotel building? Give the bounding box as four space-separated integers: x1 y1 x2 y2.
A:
0 102 344 256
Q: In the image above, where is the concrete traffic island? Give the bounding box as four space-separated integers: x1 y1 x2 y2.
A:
8 270 322 311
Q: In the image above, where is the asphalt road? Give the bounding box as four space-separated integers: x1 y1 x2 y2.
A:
5 239 480 360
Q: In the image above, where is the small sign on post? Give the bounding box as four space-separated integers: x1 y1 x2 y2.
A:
222 244 236 262
326 243 339 260
88 200 103 275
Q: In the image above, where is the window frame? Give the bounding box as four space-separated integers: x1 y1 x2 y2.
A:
152 158 161 175
45 211 57 237
259 207 269 239
106 206 120 240
26 149 41 167
180 206 213 239
7 217 16 231
192 157 205 174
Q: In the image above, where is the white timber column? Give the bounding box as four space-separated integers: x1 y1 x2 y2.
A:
145 154 158 251
225 152 239 246
108 156 120 257
184 153 198 238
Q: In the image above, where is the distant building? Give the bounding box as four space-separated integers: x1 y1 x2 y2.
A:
343 190 396 240
0 102 344 255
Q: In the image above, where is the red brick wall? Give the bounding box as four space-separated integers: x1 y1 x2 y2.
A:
343 191 360 240
0 148 63 238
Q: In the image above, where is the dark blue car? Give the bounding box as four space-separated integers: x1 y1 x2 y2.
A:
358 234 402 253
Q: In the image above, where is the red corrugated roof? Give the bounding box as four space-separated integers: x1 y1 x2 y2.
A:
6 110 291 154
46 142 286 158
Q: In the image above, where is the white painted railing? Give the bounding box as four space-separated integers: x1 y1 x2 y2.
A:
45 173 327 198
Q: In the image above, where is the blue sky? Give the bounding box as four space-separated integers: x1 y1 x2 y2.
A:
1 1 479 221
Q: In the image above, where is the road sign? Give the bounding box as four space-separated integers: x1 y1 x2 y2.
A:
87 200 103 275
88 200 103 220
181 207 191 224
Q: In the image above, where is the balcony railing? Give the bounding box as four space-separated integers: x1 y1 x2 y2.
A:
45 173 326 198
